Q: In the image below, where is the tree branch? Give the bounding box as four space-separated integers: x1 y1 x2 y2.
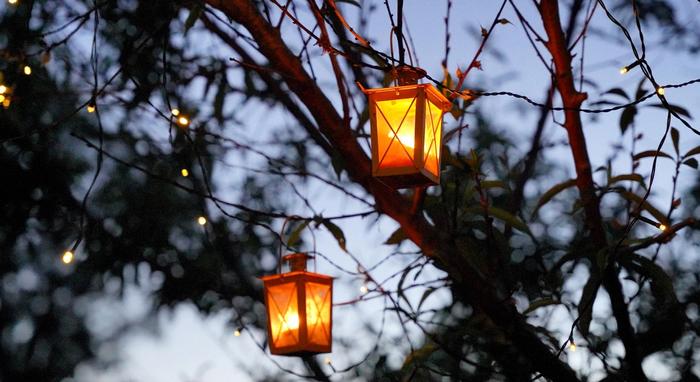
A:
539 1 646 379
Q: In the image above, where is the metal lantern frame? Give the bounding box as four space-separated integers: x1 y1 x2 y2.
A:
260 221 333 356
365 82 452 189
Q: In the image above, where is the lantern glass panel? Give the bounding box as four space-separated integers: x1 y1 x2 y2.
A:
267 282 300 348
305 282 332 346
424 99 443 177
375 96 417 169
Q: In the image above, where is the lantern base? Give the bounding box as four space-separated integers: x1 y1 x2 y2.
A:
375 171 439 189
270 348 332 357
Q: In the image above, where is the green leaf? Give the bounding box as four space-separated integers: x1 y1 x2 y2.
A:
619 105 637 134
463 206 530 234
416 288 438 312
635 77 647 100
619 190 669 225
589 100 620 107
213 76 227 124
533 179 577 216
286 220 310 249
397 266 413 310
671 127 680 155
523 297 559 315
608 173 645 188
602 87 630 100
330 154 344 180
578 272 601 336
487 207 531 234
649 103 692 119
184 4 203 34
481 180 508 190
632 150 673 161
384 227 407 245
335 0 361 6
622 254 678 308
684 145 700 158
322 220 347 251
401 343 438 370
683 158 698 169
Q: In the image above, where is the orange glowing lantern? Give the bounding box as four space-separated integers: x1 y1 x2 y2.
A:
364 66 452 188
261 253 333 356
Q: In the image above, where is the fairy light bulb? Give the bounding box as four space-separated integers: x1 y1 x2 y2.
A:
8 0 18 5
656 87 665 95
324 357 332 365
171 108 180 116
180 168 189 177
62 251 74 264
568 341 576 352
197 216 207 226
658 223 667 232
234 329 241 337
23 65 32 75
87 103 96 113
177 116 190 127
360 284 368 294
0 95 5 103
619 66 628 75
2 97 11 108
0 85 7 94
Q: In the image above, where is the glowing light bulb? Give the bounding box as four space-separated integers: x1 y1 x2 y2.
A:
2 98 11 108
0 85 7 94
568 342 576 352
656 87 665 95
177 116 189 127
234 329 241 337
324 357 332 365
386 130 415 149
180 168 189 177
62 251 74 264
171 108 180 116
279 311 299 332
197 216 207 226
8 0 18 5
0 95 5 103
23 65 32 75
360 284 368 294
619 66 628 75
658 224 667 232
87 104 96 113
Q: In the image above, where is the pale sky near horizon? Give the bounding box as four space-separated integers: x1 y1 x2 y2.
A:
53 1 700 381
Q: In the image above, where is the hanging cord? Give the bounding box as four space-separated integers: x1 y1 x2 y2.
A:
277 216 318 274
388 28 416 86
388 0 414 87
396 0 405 66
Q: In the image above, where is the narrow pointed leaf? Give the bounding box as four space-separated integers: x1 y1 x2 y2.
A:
632 150 673 161
533 179 577 216
683 158 698 169
322 220 347 251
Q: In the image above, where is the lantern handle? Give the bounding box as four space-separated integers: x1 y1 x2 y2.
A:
278 216 318 273
388 28 415 68
388 27 415 85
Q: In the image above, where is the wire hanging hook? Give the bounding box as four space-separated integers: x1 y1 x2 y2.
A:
278 216 317 274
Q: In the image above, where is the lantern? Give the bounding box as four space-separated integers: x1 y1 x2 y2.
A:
365 66 452 188
261 253 333 356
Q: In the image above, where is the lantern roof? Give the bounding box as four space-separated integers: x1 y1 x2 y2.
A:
363 83 453 112
260 271 334 281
